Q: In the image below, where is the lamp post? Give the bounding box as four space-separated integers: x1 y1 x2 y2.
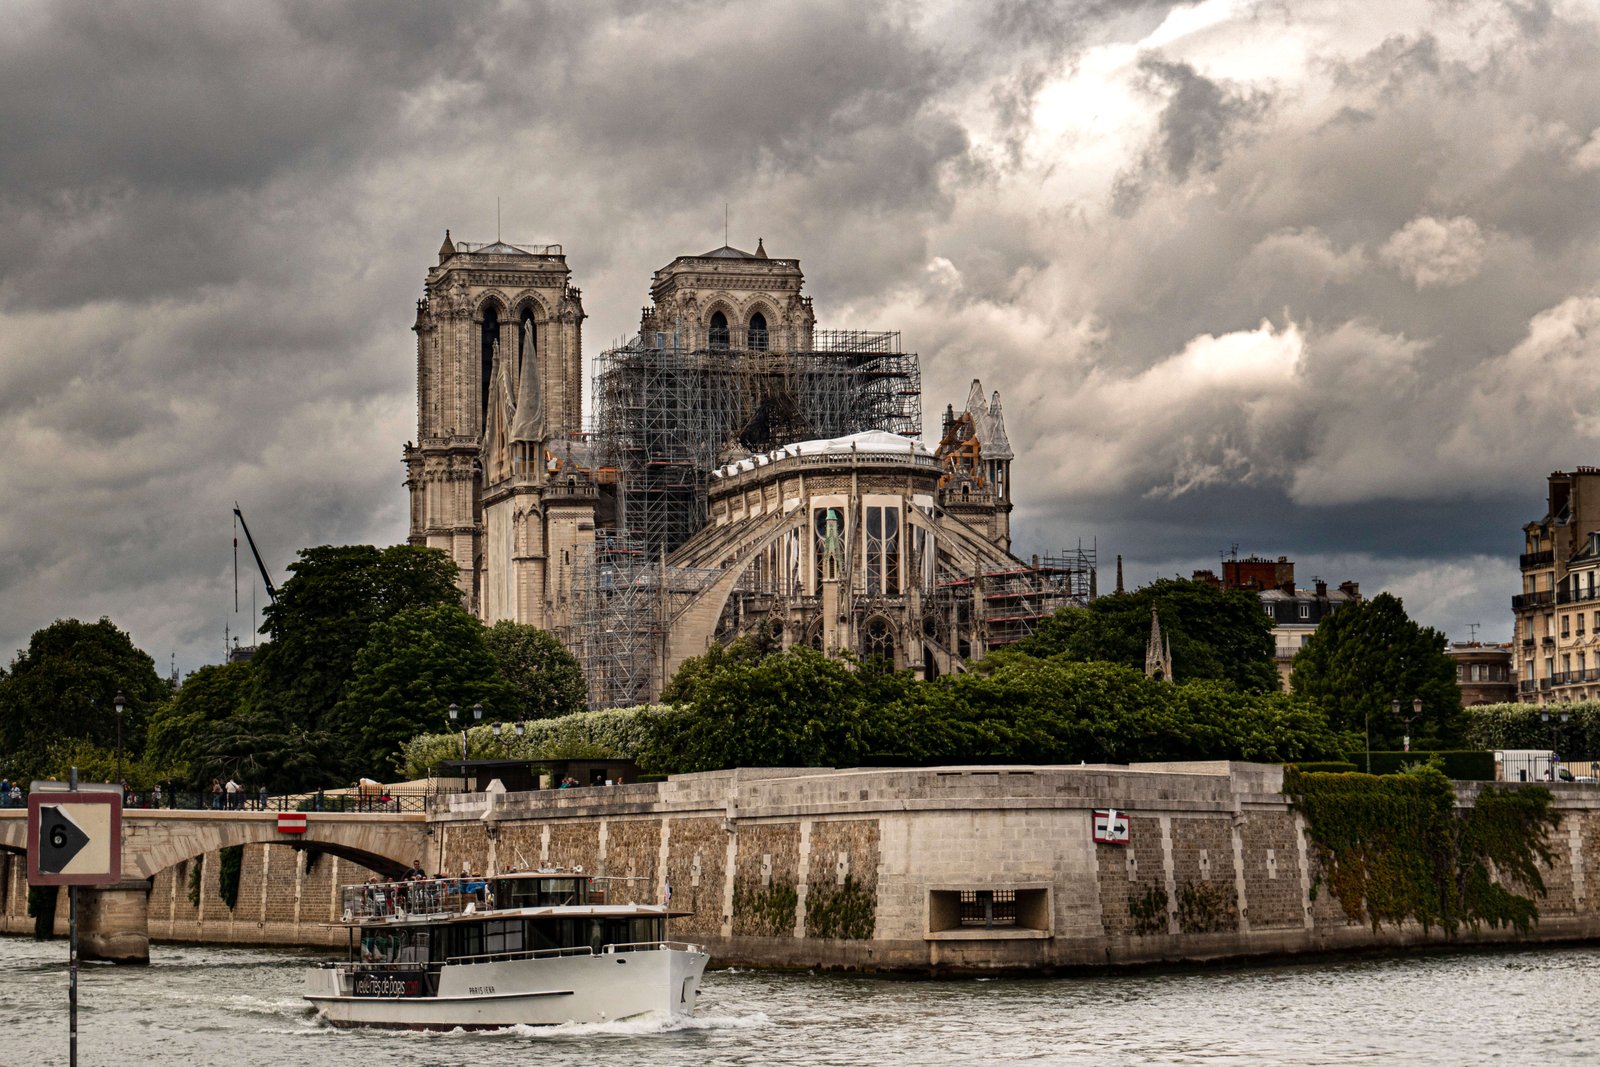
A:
1541 710 1570 776
1394 698 1422 753
112 690 126 789
447 702 484 791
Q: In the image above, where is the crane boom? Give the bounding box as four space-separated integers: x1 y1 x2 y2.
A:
233 503 278 602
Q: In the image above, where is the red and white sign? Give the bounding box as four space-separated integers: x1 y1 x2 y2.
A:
1092 808 1130 844
277 812 307 834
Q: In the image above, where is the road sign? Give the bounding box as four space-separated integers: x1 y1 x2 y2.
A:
277 812 307 834
27 786 121 886
1092 807 1131 844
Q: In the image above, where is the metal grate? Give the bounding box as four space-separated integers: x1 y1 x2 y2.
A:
958 888 1017 928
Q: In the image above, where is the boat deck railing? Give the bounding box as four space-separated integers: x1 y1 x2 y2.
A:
341 878 490 922
441 941 704 967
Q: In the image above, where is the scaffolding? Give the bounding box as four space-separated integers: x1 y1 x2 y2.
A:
561 530 726 710
931 543 1099 652
593 331 921 561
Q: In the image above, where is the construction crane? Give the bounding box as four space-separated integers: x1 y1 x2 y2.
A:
233 503 278 603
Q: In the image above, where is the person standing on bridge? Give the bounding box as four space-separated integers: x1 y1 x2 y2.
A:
225 777 241 810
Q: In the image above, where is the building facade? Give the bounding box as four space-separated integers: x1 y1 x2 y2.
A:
1445 643 1516 706
1514 469 1600 703
1193 556 1361 688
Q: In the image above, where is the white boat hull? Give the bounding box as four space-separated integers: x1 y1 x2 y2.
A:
305 946 708 1030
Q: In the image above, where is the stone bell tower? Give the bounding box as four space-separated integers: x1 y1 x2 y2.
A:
404 232 585 615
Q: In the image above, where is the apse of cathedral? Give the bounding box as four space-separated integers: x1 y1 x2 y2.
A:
406 235 1093 708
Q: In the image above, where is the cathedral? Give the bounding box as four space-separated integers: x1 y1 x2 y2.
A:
406 235 1092 707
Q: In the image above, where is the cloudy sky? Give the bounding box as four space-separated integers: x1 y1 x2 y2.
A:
4 0 1598 675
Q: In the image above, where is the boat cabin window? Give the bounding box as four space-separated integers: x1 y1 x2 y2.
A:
360 928 430 965
497 877 584 908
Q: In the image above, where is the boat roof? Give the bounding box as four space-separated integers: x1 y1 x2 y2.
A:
335 903 689 929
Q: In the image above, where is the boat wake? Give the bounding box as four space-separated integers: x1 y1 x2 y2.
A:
403 1010 771 1040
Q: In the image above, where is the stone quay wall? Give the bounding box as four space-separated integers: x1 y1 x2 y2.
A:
5 761 1600 972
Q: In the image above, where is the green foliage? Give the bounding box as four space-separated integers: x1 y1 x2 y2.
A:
483 621 587 720
217 845 244 910
644 647 869 773
645 635 1348 775
1291 761 1359 774
1287 766 1558 934
1018 579 1279 693
330 603 512 778
1129 885 1169 936
187 858 203 909
145 661 254 787
1290 592 1464 749
733 881 798 937
1176 880 1236 933
1462 701 1600 758
400 705 669 779
1351 751 1496 780
805 877 876 940
0 618 166 783
251 543 462 741
28 886 58 940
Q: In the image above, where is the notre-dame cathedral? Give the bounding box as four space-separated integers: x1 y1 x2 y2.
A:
406 235 1092 707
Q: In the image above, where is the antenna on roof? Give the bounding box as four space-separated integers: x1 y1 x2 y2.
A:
497 197 501 241
724 202 729 246
1468 621 1481 642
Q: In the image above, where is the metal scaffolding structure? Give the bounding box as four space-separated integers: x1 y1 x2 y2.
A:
560 530 726 710
593 330 922 561
930 543 1099 652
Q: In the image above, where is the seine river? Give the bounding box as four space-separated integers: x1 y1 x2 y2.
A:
2 936 1596 1065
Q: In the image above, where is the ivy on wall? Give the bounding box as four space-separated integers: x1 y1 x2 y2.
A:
732 882 798 937
218 845 244 910
1177 881 1236 934
27 885 58 940
805 877 876 940
1287 765 1557 935
187 857 203 909
1129 885 1169 936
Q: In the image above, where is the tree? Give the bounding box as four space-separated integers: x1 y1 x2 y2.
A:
644 646 870 772
1290 592 1463 749
1018 579 1279 693
249 544 463 741
0 618 165 783
329 603 512 778
483 621 587 719
144 661 255 787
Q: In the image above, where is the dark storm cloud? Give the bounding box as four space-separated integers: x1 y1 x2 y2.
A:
5 0 1600 672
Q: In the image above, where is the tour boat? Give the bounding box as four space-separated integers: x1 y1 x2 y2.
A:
304 868 708 1030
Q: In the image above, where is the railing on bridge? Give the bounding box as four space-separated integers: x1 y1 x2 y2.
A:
0 788 434 813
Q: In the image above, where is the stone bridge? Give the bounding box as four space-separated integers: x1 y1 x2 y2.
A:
0 807 427 963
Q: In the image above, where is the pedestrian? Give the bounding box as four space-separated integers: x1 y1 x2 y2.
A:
0 778 9 809
210 778 223 810
259 783 269 811
225 777 241 810
152 783 163 808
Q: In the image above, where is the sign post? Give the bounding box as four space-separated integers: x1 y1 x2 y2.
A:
27 773 122 1067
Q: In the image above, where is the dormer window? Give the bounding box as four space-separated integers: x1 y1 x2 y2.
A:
749 311 769 351
709 311 729 349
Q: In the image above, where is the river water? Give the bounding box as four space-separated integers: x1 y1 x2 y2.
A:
1 936 1596 1065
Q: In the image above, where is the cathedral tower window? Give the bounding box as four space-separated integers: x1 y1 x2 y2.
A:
518 307 536 381
480 303 501 428
748 311 768 351
709 310 730 349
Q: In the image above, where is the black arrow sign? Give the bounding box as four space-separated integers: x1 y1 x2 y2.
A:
37 805 91 874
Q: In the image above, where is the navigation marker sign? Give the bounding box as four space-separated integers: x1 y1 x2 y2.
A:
27 786 122 886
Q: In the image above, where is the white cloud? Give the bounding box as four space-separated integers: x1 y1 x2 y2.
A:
1379 215 1488 288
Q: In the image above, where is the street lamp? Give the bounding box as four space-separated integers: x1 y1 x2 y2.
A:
1541 710 1571 775
1394 698 1422 753
113 690 126 789
447 702 484 791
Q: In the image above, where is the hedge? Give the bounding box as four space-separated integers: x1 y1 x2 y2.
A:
1340 750 1496 780
401 705 669 779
